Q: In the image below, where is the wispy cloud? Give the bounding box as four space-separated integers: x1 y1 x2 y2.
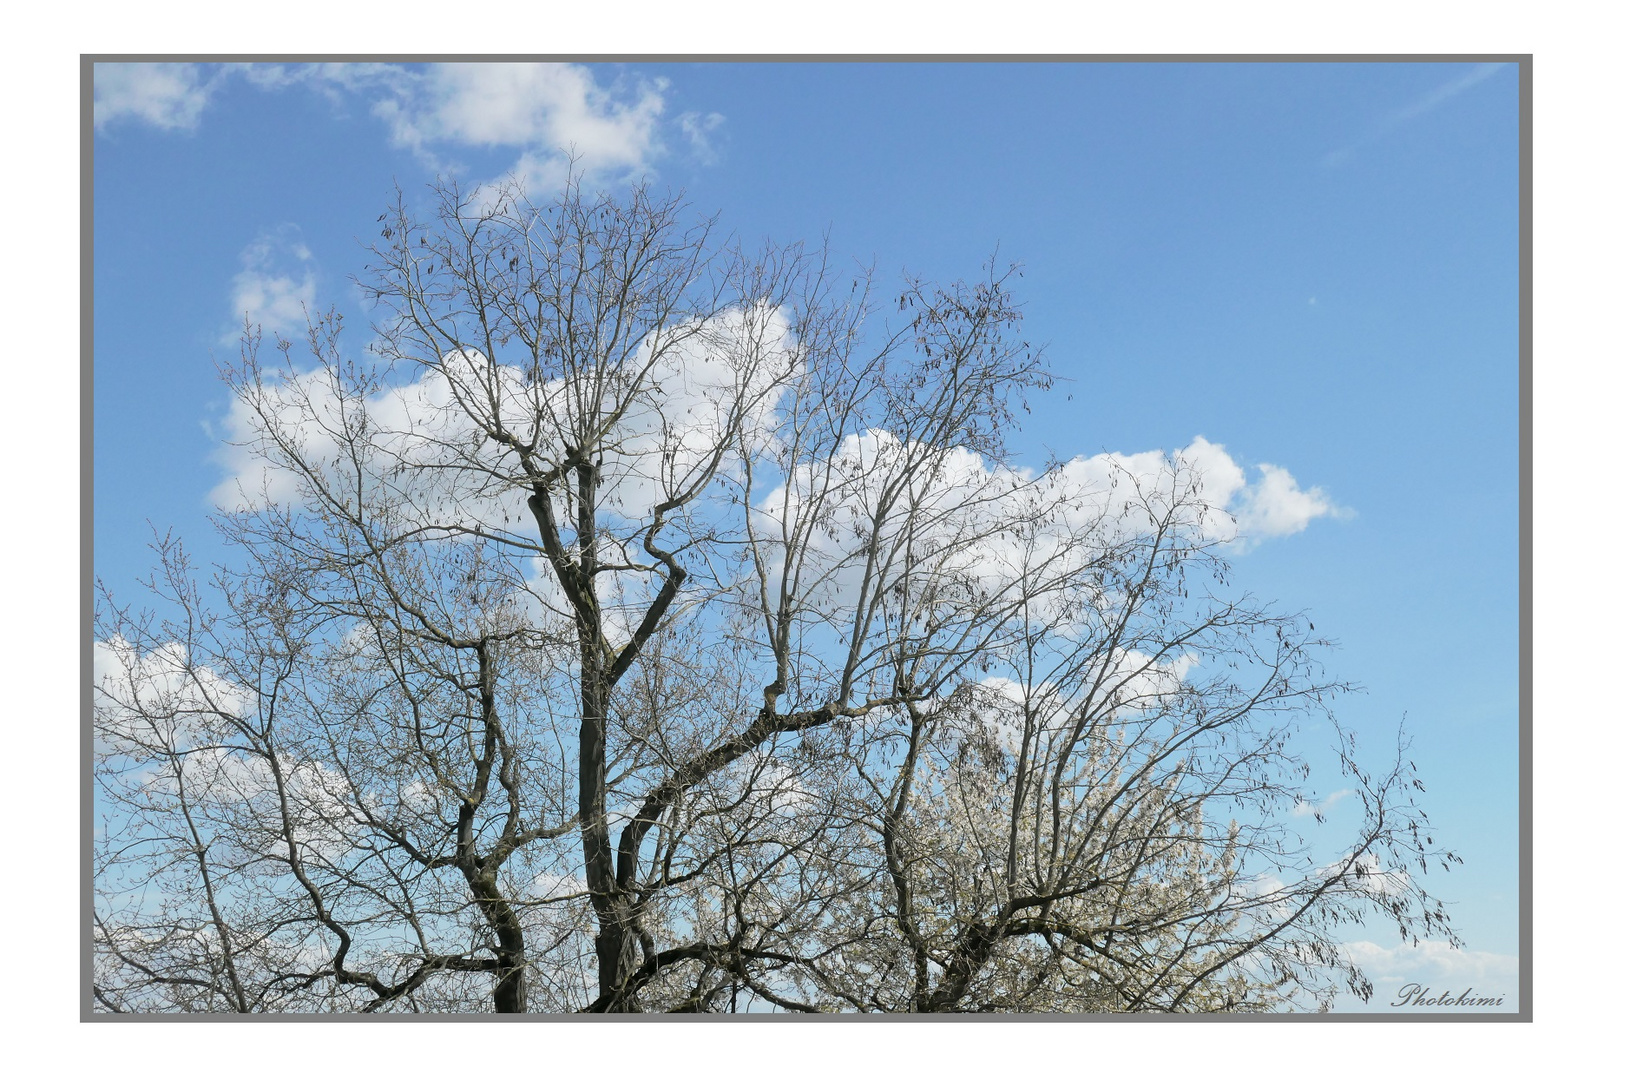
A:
1322 63 1507 168
1388 63 1506 126
1292 788 1354 819
1342 939 1518 1010
679 110 727 165
224 227 316 344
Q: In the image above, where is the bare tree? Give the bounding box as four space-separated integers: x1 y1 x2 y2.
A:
93 175 1458 1014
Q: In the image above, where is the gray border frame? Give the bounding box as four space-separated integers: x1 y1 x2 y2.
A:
82 53 1532 1023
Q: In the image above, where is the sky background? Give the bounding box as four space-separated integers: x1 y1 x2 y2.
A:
91 59 1520 1012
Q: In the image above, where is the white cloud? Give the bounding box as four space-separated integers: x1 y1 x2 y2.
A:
103 62 695 192
1224 457 1349 545
210 303 798 659
93 636 255 753
1324 851 1411 900
209 305 1345 688
397 65 664 159
93 63 217 132
1322 62 1507 169
1171 438 1347 543
970 646 1198 753
755 433 1342 626
214 301 795 518
225 227 316 343
96 634 380 860
1343 938 1518 1002
530 870 589 900
365 63 674 191
1388 63 1506 126
1291 788 1354 818
679 110 727 164
1022 435 1343 549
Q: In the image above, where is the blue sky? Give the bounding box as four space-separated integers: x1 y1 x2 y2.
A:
92 59 1520 1011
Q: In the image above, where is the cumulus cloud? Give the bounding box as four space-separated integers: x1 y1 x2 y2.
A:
211 302 798 647
224 227 317 343
209 302 1346 690
376 64 667 172
213 301 794 517
363 63 677 192
1231 462 1346 540
1031 436 1343 548
94 63 217 132
1174 438 1348 543
94 636 255 753
98 62 706 191
751 431 1343 645
96 634 377 860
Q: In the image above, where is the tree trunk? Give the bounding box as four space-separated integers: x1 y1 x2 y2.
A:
468 873 529 1013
